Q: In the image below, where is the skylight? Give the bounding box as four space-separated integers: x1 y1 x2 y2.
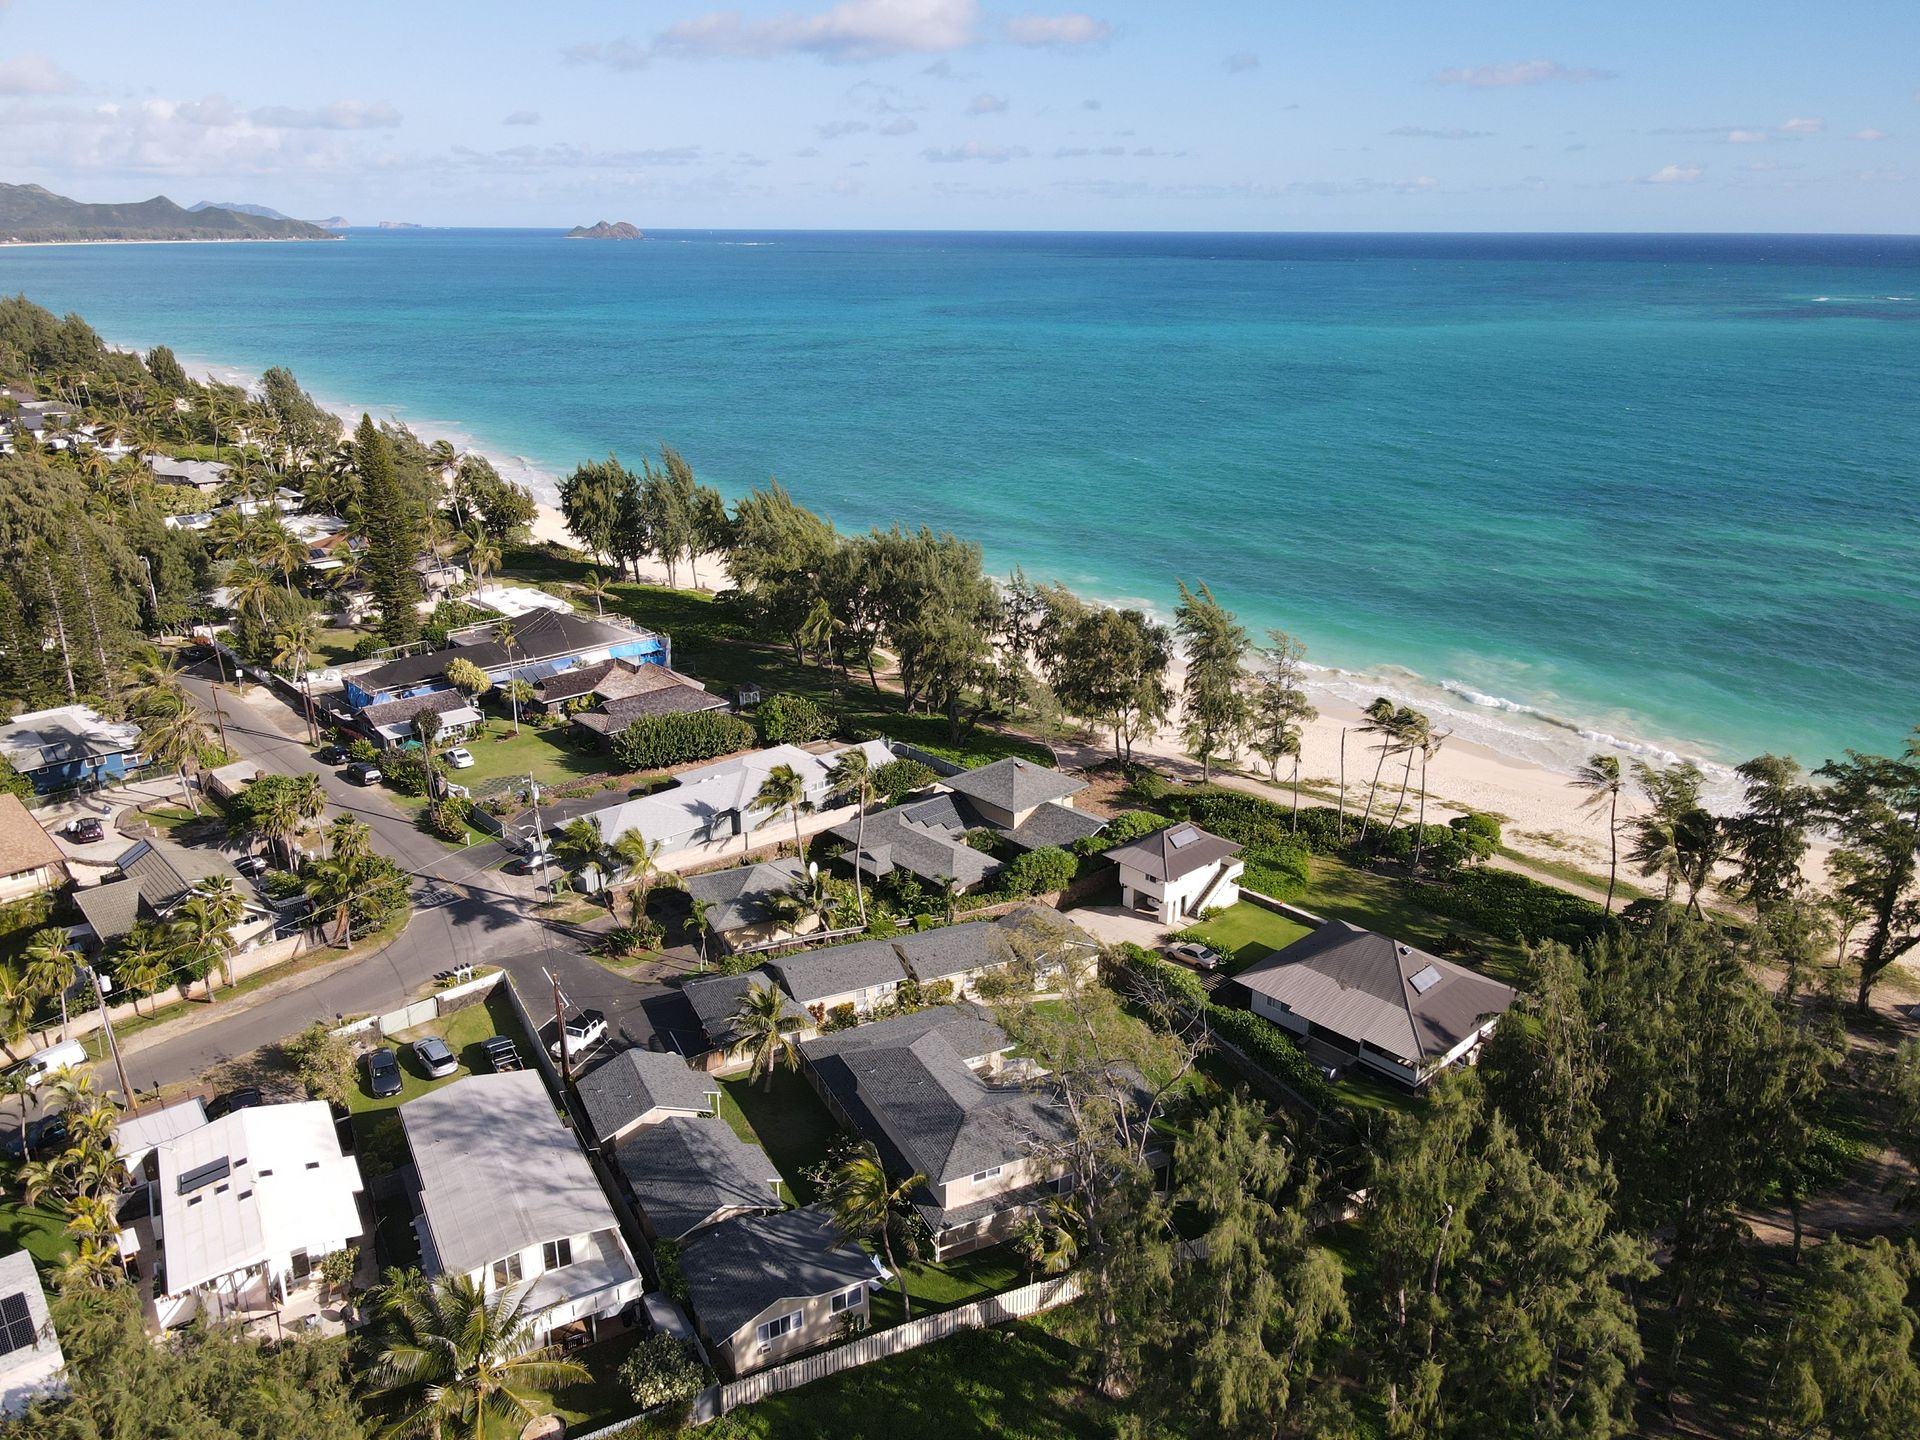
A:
1409 965 1443 995
177 1157 232 1195
1167 826 1200 849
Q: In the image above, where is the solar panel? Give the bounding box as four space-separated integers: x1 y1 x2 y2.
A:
1167 826 1199 849
1409 965 1443 995
0 1292 34 1356
177 1157 232 1195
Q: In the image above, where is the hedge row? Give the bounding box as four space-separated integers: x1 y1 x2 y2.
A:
610 711 757 771
1422 866 1606 948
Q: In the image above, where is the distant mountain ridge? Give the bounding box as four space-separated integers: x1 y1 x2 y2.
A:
190 200 295 222
0 184 332 242
567 220 644 240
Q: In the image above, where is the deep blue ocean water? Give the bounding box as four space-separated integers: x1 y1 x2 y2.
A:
3 228 1916 779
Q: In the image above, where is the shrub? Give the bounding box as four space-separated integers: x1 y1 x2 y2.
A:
822 1002 859 1032
1101 810 1171 847
423 796 471 842
282 1022 356 1106
653 1238 693 1307
872 758 937 804
1449 812 1502 863
1108 942 1209 1011
443 656 491 699
1380 824 1474 876
754 692 830 745
619 1332 705 1409
921 977 955 1005
1125 769 1170 804
963 829 1000 855
350 633 384 660
1205 1005 1339 1111
1240 839 1312 902
611 711 756 771
1425 866 1605 948
347 736 380 765
380 749 443 798
1003 845 1077 898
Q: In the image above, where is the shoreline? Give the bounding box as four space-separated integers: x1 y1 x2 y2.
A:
162 345 1782 876
1 235 339 248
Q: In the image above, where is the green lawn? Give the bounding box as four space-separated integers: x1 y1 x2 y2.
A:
867 1247 1027 1331
690 1309 1139 1440
0 1199 72 1278
717 1070 845 1206
443 714 611 791
1297 854 1527 986
1182 901 1313 974
313 626 366 666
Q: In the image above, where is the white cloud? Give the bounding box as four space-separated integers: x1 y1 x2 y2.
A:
654 0 979 62
817 120 871 138
1724 129 1768 144
1389 126 1490 140
968 92 1008 115
503 110 541 126
1852 127 1888 141
252 99 402 131
878 115 918 135
1081 97 1101 110
562 38 651 71
1223 52 1259 74
1644 162 1703 184
1436 59 1613 88
794 146 822 157
923 140 1029 162
1779 116 1824 134
0 54 79 97
1004 13 1110 48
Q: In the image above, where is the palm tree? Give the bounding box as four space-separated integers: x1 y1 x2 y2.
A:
371 1272 588 1440
1673 806 1726 918
1570 753 1626 913
685 894 713 971
1382 707 1431 836
1014 1194 1081 1278
325 815 374 864
302 855 359 947
22 929 80 1041
460 525 501 586
753 763 811 862
1354 697 1405 843
0 969 35 1061
609 830 665 914
135 689 211 815
254 517 308 593
57 1239 126 1294
827 749 871 922
223 556 276 625
1408 729 1449 879
175 876 244 990
798 596 845 674
550 818 609 890
575 571 611 617
493 620 522 736
1625 760 1706 907
731 981 799 1092
817 1141 924 1320
781 867 836 934
273 617 323 743
115 923 173 1016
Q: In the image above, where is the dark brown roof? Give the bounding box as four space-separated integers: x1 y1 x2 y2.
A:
0 793 62 878
1103 822 1241 883
353 610 640 692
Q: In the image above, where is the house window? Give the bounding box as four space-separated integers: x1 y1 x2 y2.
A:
543 1239 573 1270
492 1254 523 1288
290 1250 312 1281
970 1165 1002 1183
756 1310 803 1344
830 1286 864 1314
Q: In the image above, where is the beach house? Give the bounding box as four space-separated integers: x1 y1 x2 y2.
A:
573 1047 721 1148
1103 822 1244 926
682 1206 875 1375
1234 921 1517 1087
144 455 230 493
340 609 668 711
0 704 144 795
72 838 276 953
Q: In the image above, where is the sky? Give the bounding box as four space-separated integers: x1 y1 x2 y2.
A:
0 0 1915 231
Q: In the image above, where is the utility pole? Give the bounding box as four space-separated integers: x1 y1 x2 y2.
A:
299 670 318 746
207 681 230 758
551 969 570 1083
526 775 552 894
84 967 137 1117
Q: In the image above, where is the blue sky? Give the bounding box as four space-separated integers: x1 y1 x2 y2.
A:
1 0 1913 230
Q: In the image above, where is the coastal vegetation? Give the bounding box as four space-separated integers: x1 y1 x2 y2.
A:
0 181 333 243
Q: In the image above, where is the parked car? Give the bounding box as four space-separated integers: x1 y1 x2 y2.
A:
314 744 349 766
362 1047 403 1098
549 1010 608 1062
444 747 475 769
412 1036 459 1079
345 761 382 786
207 1087 264 1119
233 854 269 878
480 1035 522 1072
62 817 105 844
1166 940 1223 972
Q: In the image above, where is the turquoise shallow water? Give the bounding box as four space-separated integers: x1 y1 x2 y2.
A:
3 229 1916 778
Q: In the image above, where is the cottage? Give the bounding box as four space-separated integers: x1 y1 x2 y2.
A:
142 1101 366 1326
682 969 811 1057
0 1251 64 1417
893 906 1096 1000
614 1116 782 1241
144 455 230 492
341 609 668 711
0 795 66 904
539 658 726 737
352 689 484 750
401 1072 644 1341
941 757 1104 848
574 1048 720 1148
800 1004 1069 1260
1103 822 1244 926
0 704 144 794
765 939 910 1023
682 1206 874 1375
1234 920 1517 1087
680 859 810 955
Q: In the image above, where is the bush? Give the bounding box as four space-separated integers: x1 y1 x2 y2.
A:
872 758 938 804
619 1332 705 1409
347 736 380 765
610 711 756 771
1125 769 1170 804
423 795 471 842
1240 839 1312 902
654 1238 692 1307
822 1002 859 1032
350 633 384 660
1205 1005 1339 1110
754 692 830 745
1109 942 1209 1011
921 977 954 1005
1424 866 1605 948
1102 810 1171 847
282 1022 356 1106
963 829 1000 855
380 749 443 798
1002 845 1077 898
1380 824 1474 876
1449 811 1502 863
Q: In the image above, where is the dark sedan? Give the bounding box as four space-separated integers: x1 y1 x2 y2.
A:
362 1048 403 1099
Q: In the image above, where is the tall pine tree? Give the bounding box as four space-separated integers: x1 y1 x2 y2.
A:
355 415 423 645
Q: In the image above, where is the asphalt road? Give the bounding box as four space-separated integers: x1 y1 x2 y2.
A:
117 668 700 1092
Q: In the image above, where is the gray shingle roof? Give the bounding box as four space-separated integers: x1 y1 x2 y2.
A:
826 794 1001 889
681 860 806 934
682 1205 873 1343
116 838 247 911
615 1116 781 1240
575 1049 719 1144
1103 822 1241 882
1235 920 1517 1067
74 877 151 945
1006 801 1107 852
891 922 1015 984
942 758 1084 814
765 939 908 1006
401 1071 623 1278
682 970 806 1050
800 1003 1060 1187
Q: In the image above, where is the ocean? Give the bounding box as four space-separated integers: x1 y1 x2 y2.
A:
4 228 1917 788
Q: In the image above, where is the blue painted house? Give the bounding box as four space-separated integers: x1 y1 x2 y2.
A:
341 610 670 712
0 704 145 795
